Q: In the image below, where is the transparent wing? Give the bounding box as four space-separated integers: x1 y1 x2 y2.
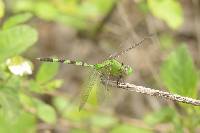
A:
96 77 112 105
96 64 112 105
79 69 98 111
96 75 107 104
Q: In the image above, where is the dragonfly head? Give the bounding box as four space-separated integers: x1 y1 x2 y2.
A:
124 65 133 75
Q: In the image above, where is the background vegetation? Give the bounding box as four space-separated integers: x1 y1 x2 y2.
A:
0 0 200 132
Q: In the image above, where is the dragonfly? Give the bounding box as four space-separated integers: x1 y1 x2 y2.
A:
37 36 152 110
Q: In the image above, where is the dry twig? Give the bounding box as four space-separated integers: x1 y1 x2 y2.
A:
111 82 200 106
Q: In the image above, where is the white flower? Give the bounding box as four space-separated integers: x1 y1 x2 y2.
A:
6 56 33 76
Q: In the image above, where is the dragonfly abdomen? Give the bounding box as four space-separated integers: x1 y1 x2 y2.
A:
37 58 94 67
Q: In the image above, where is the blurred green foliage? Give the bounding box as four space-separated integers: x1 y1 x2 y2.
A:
34 98 57 124
0 0 200 132
110 124 152 133
0 0 4 18
147 0 183 29
144 44 200 132
160 44 198 98
0 111 36 133
2 13 33 29
0 10 153 131
0 12 61 131
144 107 176 126
138 0 183 29
11 0 117 35
36 63 59 84
0 25 37 63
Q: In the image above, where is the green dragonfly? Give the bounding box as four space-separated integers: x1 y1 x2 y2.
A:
37 36 152 110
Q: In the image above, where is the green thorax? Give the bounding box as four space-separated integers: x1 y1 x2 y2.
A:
94 59 133 77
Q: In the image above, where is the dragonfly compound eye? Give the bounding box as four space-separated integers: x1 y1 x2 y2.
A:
124 65 133 75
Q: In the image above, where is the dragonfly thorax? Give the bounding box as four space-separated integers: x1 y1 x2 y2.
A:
94 59 133 79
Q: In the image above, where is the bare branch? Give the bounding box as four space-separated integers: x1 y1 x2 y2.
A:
111 82 200 106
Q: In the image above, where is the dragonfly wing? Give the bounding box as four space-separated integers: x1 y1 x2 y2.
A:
96 76 107 104
79 69 98 111
96 81 113 105
96 73 114 105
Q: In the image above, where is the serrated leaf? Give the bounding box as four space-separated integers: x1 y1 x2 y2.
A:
160 44 198 97
0 0 4 18
34 99 56 124
110 124 152 133
144 107 176 126
147 0 183 29
0 25 38 63
3 13 33 29
36 63 59 84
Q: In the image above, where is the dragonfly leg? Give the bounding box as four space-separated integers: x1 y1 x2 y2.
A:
116 62 124 85
117 72 125 85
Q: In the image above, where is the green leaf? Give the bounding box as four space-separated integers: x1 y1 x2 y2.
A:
3 13 33 29
0 25 38 63
20 94 58 124
0 76 21 121
110 124 152 133
91 114 118 128
93 0 116 13
0 111 36 133
147 0 183 29
19 93 35 109
29 80 42 93
36 63 59 84
160 44 198 97
20 94 57 124
12 0 117 34
62 101 91 122
0 88 20 121
34 99 56 124
13 0 34 12
30 79 63 93
34 1 58 20
45 79 63 91
144 107 176 126
0 0 4 18
172 115 184 133
53 96 69 113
